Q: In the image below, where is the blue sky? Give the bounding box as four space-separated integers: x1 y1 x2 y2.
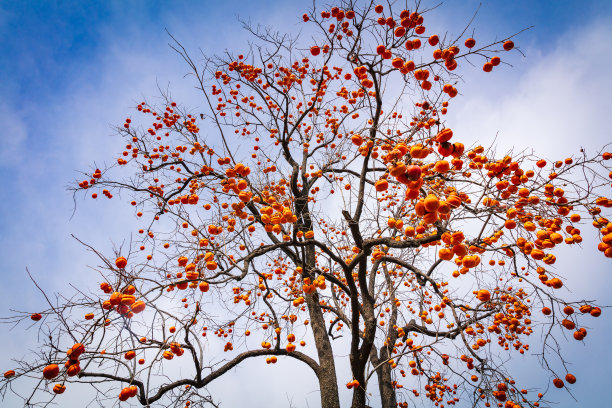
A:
1 1 611 407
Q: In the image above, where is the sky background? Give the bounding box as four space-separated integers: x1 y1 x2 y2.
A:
1 0 611 407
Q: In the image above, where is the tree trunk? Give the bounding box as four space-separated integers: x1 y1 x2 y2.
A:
306 290 340 408
376 346 397 408
304 229 340 408
373 347 397 408
294 171 340 408
351 385 368 408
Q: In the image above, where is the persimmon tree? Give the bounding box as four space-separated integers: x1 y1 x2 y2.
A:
3 1 612 407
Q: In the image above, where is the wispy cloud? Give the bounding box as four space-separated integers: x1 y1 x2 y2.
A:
450 20 612 156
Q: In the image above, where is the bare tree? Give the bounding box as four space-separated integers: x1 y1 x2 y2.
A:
3 1 611 408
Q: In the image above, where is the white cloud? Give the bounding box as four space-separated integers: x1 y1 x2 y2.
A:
450 20 612 156
443 20 612 408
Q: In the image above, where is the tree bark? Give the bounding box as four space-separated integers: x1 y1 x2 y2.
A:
351 385 368 408
371 346 397 408
304 237 340 408
305 290 340 408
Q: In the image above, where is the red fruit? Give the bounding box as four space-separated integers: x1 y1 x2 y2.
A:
131 300 146 313
436 128 453 143
438 142 453 157
67 343 85 360
53 384 66 394
405 165 422 181
375 179 389 192
391 57 404 68
43 364 60 380
115 257 127 269
476 289 491 302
